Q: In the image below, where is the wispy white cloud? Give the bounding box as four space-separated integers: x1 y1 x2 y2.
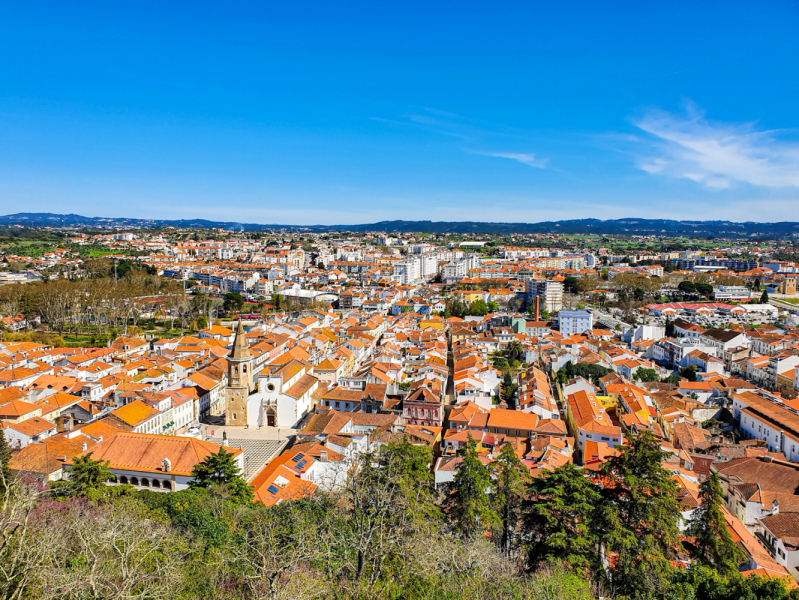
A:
372 107 551 169
474 151 549 169
633 102 799 189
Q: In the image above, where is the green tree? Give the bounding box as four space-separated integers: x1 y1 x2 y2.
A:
446 295 467 318
669 564 799 600
345 441 439 583
596 431 682 598
665 319 675 337
678 280 697 294
761 289 769 304
140 487 228 548
490 442 529 552
0 429 13 497
635 367 658 382
680 365 698 382
564 276 580 294
487 300 499 313
448 437 497 538
526 463 601 572
556 361 613 386
468 299 488 316
189 448 254 504
492 355 509 371
379 438 438 518
500 371 517 403
695 282 713 297
223 292 245 313
505 340 524 363
58 452 114 500
689 472 746 575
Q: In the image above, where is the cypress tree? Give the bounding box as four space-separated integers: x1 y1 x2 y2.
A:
596 431 682 597
448 437 497 538
526 462 600 572
490 442 529 551
190 447 254 503
689 472 746 574
0 429 13 498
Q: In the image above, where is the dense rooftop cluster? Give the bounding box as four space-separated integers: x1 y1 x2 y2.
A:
2 228 799 597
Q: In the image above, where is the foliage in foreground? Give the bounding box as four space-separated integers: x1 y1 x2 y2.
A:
0 435 797 599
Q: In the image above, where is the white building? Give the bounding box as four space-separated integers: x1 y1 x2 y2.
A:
65 432 245 493
525 278 564 313
713 285 753 302
558 310 593 336
732 390 799 461
442 255 481 284
757 513 799 581
247 360 319 428
393 258 421 285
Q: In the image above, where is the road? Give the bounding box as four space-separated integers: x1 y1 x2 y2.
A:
587 307 632 332
769 297 799 312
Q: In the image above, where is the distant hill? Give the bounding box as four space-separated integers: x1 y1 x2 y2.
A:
0 212 797 237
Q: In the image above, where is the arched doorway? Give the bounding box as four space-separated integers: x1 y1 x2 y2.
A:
266 407 276 427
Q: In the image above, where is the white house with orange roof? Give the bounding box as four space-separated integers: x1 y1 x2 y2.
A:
64 432 243 493
2 417 56 449
198 324 235 344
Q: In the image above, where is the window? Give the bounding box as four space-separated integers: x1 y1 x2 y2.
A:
162 480 172 491
141 478 149 487
151 479 161 489
130 477 139 486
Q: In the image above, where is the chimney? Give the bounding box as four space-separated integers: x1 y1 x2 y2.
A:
99 435 103 442
82 442 88 451
320 449 328 462
162 457 172 472
535 296 540 322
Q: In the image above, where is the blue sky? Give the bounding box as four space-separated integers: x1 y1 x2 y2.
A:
1 1 798 224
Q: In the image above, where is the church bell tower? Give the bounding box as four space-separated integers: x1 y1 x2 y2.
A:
225 320 253 427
